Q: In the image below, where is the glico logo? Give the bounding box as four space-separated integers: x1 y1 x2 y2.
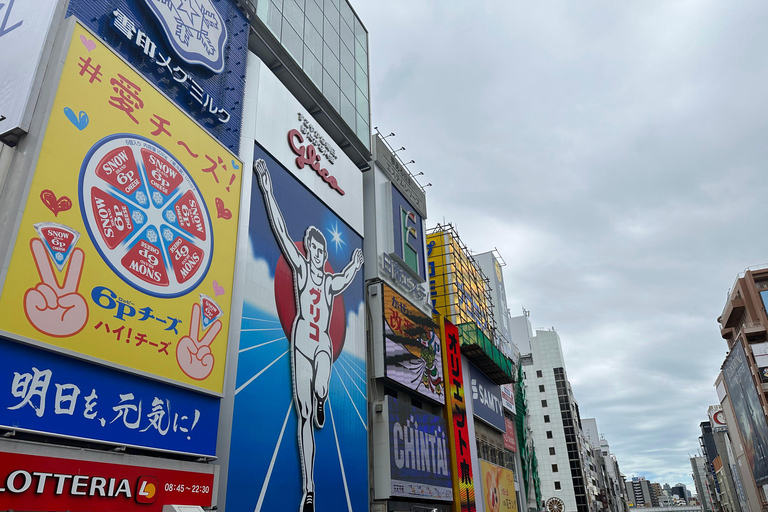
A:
288 129 345 195
471 378 503 415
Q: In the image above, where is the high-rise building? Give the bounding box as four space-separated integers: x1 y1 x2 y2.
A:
691 455 716 512
625 477 654 508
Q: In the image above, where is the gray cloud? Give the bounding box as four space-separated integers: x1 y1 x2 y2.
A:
355 0 768 488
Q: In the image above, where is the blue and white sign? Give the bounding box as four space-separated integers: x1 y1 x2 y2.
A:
469 363 505 431
66 0 248 153
388 395 453 501
0 337 220 456
143 0 228 73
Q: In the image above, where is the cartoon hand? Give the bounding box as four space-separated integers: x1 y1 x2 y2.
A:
254 159 271 190
176 303 222 380
353 248 364 270
24 238 88 337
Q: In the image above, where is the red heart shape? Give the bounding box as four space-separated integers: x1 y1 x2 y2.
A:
215 197 232 220
40 189 72 217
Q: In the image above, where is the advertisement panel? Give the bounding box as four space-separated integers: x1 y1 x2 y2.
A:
384 284 445 404
227 144 367 512
0 337 218 456
388 395 453 501
66 0 248 153
480 460 518 512
392 186 426 280
469 364 505 432
0 450 213 512
503 418 517 452
428 231 493 338
0 23 242 394
501 384 516 415
443 319 476 512
723 342 768 485
0 0 58 141
708 405 727 433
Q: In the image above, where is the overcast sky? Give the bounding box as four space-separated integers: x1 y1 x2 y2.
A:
353 0 768 490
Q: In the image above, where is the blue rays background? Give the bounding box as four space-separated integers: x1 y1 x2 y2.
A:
227 144 367 512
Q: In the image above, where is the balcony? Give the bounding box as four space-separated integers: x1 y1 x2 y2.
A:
721 296 745 328
720 327 734 340
458 322 515 384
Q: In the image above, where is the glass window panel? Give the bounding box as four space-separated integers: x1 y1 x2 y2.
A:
323 44 339 84
340 21 354 54
355 85 368 119
324 0 339 11
324 18 339 56
281 19 303 63
283 0 304 33
305 0 323 31
339 0 353 29
264 3 282 38
323 71 340 111
355 62 368 94
271 0 284 12
303 45 323 88
355 113 370 148
355 38 367 70
324 3 339 34
341 94 355 131
340 43 354 74
354 16 366 45
340 69 354 103
304 21 323 60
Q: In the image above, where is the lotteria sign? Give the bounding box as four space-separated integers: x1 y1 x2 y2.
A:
0 451 213 511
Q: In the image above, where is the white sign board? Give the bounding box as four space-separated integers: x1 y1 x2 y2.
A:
0 0 58 142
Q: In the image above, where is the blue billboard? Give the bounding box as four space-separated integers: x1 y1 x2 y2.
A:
227 144 367 512
469 363 506 431
388 395 453 501
66 0 248 153
392 185 426 280
0 337 219 456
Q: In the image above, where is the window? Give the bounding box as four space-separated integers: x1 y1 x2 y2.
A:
536 370 543 378
546 431 553 439
544 415 550 423
539 385 545 392
555 482 561 490
552 464 558 472
549 447 556 455
542 400 548 407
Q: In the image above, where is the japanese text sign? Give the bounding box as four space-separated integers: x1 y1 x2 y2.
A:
388 395 453 501
0 22 242 394
383 284 445 404
503 418 517 452
0 337 219 456
0 450 214 512
479 460 518 512
443 319 476 512
66 0 248 153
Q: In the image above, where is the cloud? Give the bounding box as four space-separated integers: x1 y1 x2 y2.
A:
242 242 278 317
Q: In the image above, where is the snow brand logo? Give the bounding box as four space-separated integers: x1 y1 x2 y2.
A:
471 378 503 415
143 0 228 73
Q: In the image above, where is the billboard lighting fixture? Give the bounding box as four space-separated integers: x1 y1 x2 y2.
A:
424 183 432 187
394 146 406 152
405 160 415 165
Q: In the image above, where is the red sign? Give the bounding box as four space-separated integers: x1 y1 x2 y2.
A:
503 418 517 452
287 129 345 195
445 319 476 512
0 451 213 512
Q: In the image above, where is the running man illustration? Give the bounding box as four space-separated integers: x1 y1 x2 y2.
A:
254 159 364 512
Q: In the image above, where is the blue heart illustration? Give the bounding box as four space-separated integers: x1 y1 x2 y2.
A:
63 107 89 130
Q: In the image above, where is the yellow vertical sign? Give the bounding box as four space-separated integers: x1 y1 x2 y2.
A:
0 22 242 394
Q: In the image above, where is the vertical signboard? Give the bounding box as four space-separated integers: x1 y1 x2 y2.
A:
503 418 517 452
468 364 505 431
443 319 476 512
383 284 445 403
227 142 366 512
723 342 768 486
501 384 516 415
0 22 242 394
0 0 58 142
388 395 453 501
479 460 518 512
391 186 426 280
66 0 248 153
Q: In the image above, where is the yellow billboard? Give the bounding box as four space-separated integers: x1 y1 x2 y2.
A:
0 21 242 394
427 229 494 338
480 460 518 512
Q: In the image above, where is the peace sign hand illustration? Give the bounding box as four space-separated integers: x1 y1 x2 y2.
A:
176 303 222 380
24 238 88 337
